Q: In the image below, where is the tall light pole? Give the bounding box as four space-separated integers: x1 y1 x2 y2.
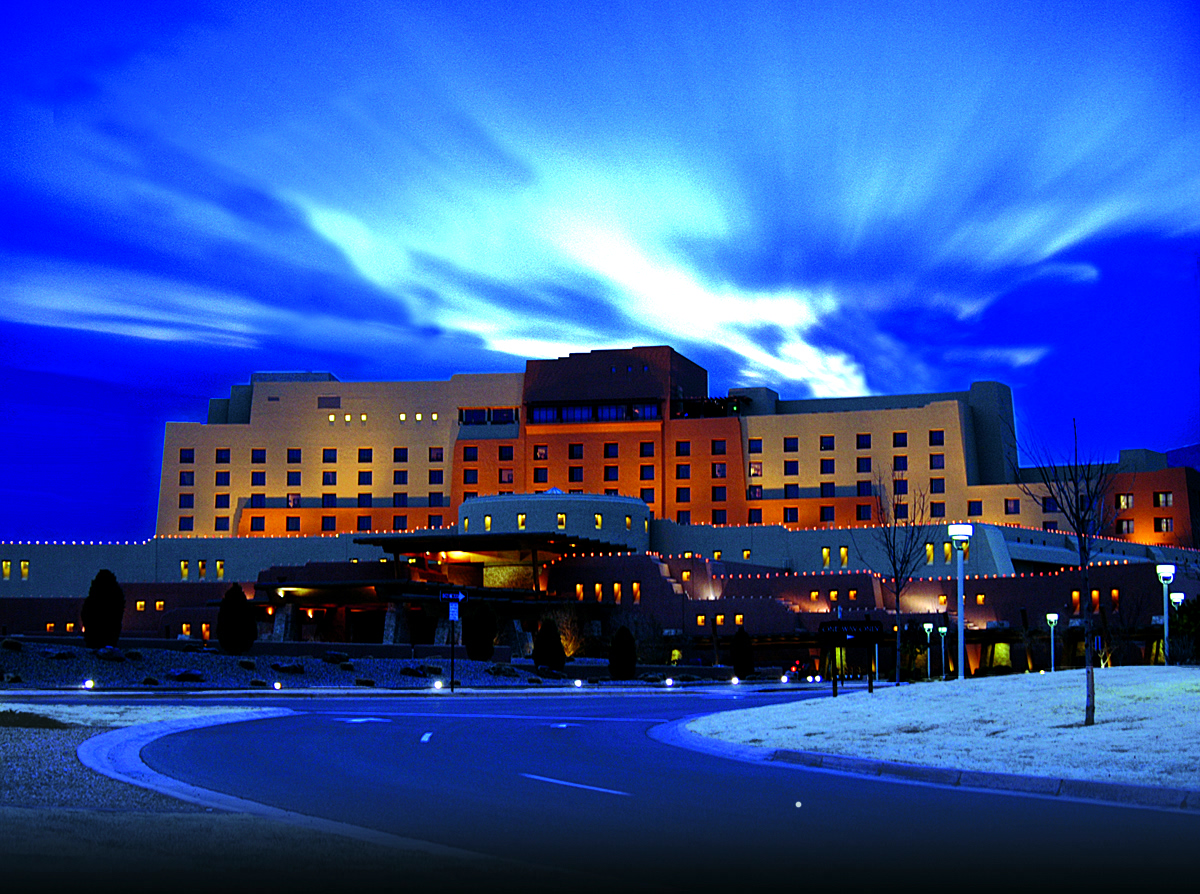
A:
922 622 933 680
1157 564 1175 665
937 625 947 681
948 524 973 681
1046 613 1059 672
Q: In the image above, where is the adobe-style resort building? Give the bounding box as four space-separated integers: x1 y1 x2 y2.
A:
2 346 1197 675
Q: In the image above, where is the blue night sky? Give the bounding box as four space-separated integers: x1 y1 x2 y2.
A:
2 1 1199 543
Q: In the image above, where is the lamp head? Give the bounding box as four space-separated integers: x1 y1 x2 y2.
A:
923 622 934 634
948 523 973 546
1046 612 1059 626
937 625 947 635
1170 592 1185 609
1156 563 1176 585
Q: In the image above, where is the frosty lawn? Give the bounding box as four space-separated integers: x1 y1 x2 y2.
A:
688 666 1200 790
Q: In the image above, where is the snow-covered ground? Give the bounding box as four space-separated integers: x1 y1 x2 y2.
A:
688 666 1200 790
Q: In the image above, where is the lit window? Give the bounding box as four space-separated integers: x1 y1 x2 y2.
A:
416 413 423 422
614 582 622 604
1116 519 1134 534
938 594 947 606
734 613 744 626
431 413 438 421
135 600 146 612
1154 518 1174 533
361 414 368 423
198 560 206 580
328 414 336 423
181 623 192 637
625 516 632 530
925 543 934 564
595 583 603 601
46 622 55 633
1116 493 1133 510
944 543 953 563
594 513 602 530
399 413 406 422
557 513 566 529
829 591 838 603
810 590 819 602
1004 498 1020 515
822 547 830 569
697 615 707 627
848 590 857 601
201 623 211 640
632 581 640 604
1 560 8 580
66 622 75 633
839 546 848 567
517 513 527 530
180 560 189 581
18 561 28 582
1154 492 1174 508
713 550 722 560
976 594 986 606
743 549 751 560
748 462 762 478
716 614 725 626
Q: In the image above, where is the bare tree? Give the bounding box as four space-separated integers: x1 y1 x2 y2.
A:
855 471 935 685
1013 420 1119 726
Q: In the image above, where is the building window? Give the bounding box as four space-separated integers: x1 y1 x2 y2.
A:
499 468 514 484
784 483 800 498
712 462 727 479
429 492 444 507
640 465 655 481
286 517 300 532
515 513 527 530
214 517 229 531
464 491 478 501
393 515 408 531
593 513 603 530
697 615 707 628
930 502 946 517
1043 496 1059 513
179 471 194 487
429 447 443 462
968 500 983 516
567 443 584 460
556 512 566 529
357 493 372 508
929 430 945 447
356 448 372 463
283 448 300 464
534 467 548 483
250 516 265 531
893 455 908 472
429 469 443 485
820 482 835 498
462 445 478 462
710 439 727 456
712 485 727 502
856 456 872 474
820 505 834 522
1154 517 1174 533
216 448 231 464
639 442 654 458
748 461 762 478
322 470 337 486
394 447 408 463
178 516 194 532
429 515 443 529
783 460 798 476
856 504 872 521
534 444 548 461
856 481 872 497
1004 498 1020 515
563 406 592 422
676 441 691 457
893 479 908 496
1116 519 1134 534
322 516 336 531
1154 492 1174 508
677 487 691 503
712 509 727 525
250 470 266 487
640 488 655 504
322 493 337 508
742 549 751 560
1042 521 1059 531
820 458 835 475
322 448 337 463
821 547 831 569
251 448 266 464
249 493 266 509
1116 493 1133 510
748 508 762 524
895 503 909 519
463 468 478 485
747 485 762 500
819 435 834 451
498 445 514 461
930 478 945 494
856 433 871 450
178 448 195 464
178 493 194 509
357 516 372 532
567 466 583 483
783 506 798 523
462 408 487 425
930 454 945 470
783 436 798 453
748 438 762 455
286 470 301 487
211 469 228 487
393 470 408 486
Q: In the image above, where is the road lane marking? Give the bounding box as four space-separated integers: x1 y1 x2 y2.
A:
521 773 630 796
310 711 670 723
550 723 582 728
420 732 433 742
336 717 391 724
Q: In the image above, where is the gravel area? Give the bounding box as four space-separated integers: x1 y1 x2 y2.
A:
0 639 570 691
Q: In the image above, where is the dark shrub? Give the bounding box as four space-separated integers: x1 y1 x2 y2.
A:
81 570 125 650
731 626 754 679
533 617 567 673
217 584 257 655
462 600 497 661
609 625 638 681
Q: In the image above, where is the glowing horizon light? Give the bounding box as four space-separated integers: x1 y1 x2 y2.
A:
665 678 674 687
434 680 443 689
573 679 583 688
273 681 282 690
83 679 95 689
731 676 740 685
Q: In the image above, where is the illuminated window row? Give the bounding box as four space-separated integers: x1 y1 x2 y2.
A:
178 559 224 581
397 412 438 423
575 581 642 604
1 559 30 581
135 600 167 612
695 612 745 627
807 590 857 602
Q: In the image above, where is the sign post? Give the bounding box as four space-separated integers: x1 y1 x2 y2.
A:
442 592 466 692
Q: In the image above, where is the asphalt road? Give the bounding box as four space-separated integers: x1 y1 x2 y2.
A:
117 688 1199 892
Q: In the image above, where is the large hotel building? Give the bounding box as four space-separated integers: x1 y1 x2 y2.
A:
158 346 1195 549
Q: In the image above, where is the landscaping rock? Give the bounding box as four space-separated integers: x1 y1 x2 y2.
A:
485 664 520 678
321 651 349 664
354 678 375 687
42 649 74 660
142 677 159 686
250 679 269 688
96 646 126 662
270 662 305 675
166 668 205 683
238 658 256 671
400 666 427 678
339 662 355 671
1 638 23 651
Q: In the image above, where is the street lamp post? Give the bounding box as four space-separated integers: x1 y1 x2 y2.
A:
922 622 933 680
948 524 973 681
1046 613 1059 672
1157 564 1176 665
937 625 947 681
